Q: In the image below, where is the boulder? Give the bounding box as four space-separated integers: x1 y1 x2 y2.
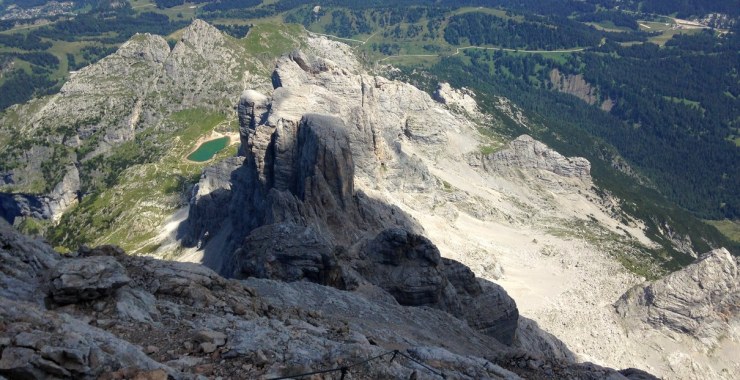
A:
0 218 59 304
116 287 160 323
48 256 131 305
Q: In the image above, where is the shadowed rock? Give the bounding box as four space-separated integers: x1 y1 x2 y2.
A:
232 223 340 285
356 228 453 308
354 229 520 345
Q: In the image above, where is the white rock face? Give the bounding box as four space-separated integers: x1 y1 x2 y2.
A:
482 134 591 179
46 165 80 222
434 82 480 115
616 248 739 347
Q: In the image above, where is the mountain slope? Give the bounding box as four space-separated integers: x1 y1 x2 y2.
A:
0 20 280 225
0 20 736 379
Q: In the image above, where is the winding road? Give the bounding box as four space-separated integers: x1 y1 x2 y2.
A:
376 45 587 62
311 31 588 63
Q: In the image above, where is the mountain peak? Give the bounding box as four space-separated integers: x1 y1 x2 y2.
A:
178 19 227 51
116 33 170 64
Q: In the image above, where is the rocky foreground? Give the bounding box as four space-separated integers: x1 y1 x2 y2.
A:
0 219 660 379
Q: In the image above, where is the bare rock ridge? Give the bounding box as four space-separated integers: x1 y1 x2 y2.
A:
433 82 480 115
1 219 659 379
615 248 739 347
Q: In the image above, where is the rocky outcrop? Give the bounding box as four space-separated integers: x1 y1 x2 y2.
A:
186 96 520 344
615 248 739 347
184 42 468 257
549 68 614 111
186 110 411 257
549 68 600 106
0 192 50 224
0 165 79 223
0 219 59 303
0 218 648 379
237 89 270 155
47 255 131 305
232 223 339 284
350 229 519 345
181 49 530 346
480 134 591 179
356 228 453 308
434 82 480 115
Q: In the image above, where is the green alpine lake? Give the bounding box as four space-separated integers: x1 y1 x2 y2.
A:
187 137 230 162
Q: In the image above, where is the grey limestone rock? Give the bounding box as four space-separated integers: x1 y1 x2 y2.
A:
433 82 480 115
184 50 524 348
0 217 654 379
356 228 452 308
115 286 160 323
237 89 270 154
0 218 59 304
549 68 601 106
514 317 577 362
231 222 340 285
193 329 227 347
48 256 131 305
482 134 591 179
0 165 79 224
615 248 739 346
0 297 169 380
354 229 520 345
183 156 243 247
462 280 519 346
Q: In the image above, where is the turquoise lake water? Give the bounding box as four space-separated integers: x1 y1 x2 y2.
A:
187 137 230 162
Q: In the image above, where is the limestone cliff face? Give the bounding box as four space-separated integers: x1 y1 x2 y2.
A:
549 68 613 111
482 135 591 179
0 165 79 223
615 248 739 347
184 85 520 345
